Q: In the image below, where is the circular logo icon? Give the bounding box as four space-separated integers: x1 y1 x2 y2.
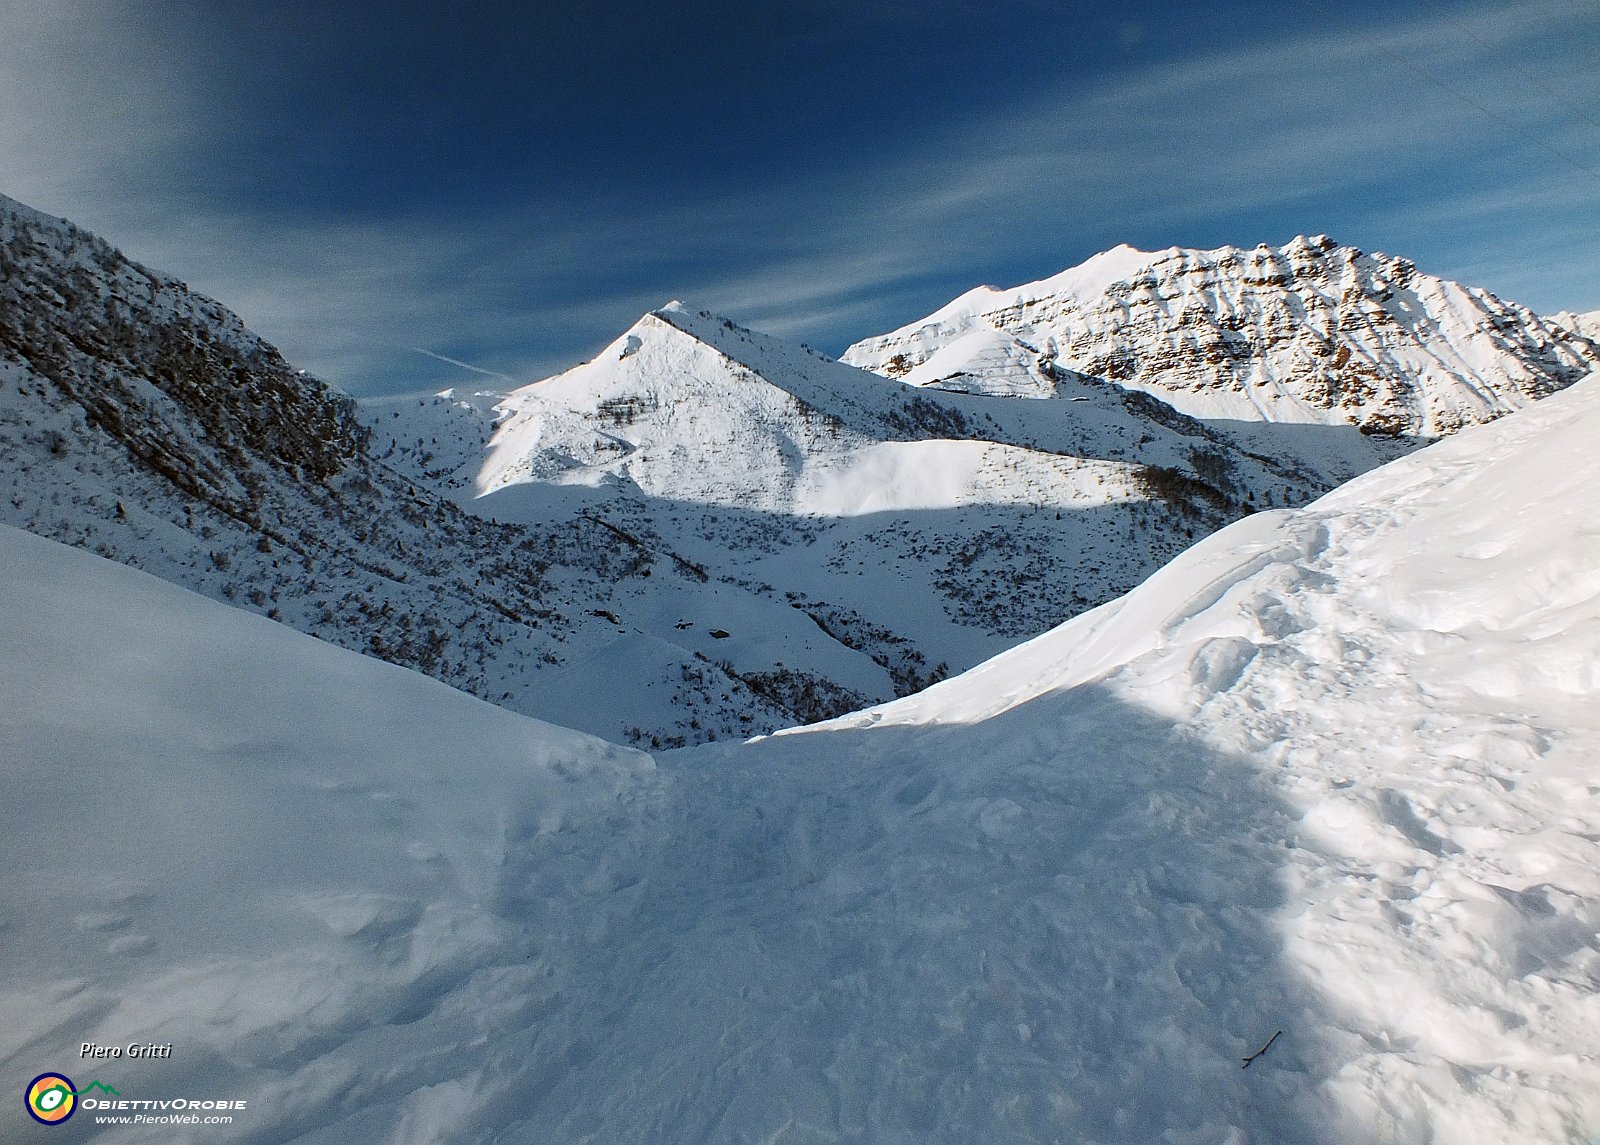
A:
26 1073 77 1125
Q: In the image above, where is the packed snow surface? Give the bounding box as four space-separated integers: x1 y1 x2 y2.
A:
4 377 1599 1142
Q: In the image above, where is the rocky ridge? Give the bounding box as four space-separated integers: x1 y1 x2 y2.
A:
844 235 1599 438
6 192 1594 748
0 193 866 744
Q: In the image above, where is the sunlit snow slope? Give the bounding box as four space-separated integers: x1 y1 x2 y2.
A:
367 301 1366 728
5 375 1596 1142
781 372 1600 1140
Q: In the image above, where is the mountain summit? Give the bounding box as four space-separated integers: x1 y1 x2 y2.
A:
844 236 1598 436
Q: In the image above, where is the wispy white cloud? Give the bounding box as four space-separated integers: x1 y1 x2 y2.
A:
581 0 1600 345
779 0 1600 324
873 0 1596 239
0 0 1594 394
0 2 197 223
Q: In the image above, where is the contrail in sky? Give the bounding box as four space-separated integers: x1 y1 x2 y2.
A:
411 347 517 383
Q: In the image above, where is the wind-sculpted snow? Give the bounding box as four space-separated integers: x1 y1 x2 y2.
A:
0 523 659 1144
5 378 1596 1142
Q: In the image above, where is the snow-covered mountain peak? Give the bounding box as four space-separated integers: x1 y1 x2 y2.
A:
918 242 1157 331
473 293 1335 516
645 299 839 368
479 302 872 504
846 237 1599 435
1007 240 1155 297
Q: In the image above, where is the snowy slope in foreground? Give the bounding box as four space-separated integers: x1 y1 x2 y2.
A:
777 373 1600 1139
0 525 656 1143
4 377 1598 1143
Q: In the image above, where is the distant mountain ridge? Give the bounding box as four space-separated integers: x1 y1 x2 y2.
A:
366 235 1596 746
467 300 1319 513
0 192 847 744
6 189 1595 747
369 297 1377 709
843 235 1598 437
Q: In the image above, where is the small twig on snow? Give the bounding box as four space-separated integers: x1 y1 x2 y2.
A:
1241 1030 1282 1069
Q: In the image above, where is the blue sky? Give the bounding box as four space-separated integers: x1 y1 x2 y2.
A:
2 0 1596 395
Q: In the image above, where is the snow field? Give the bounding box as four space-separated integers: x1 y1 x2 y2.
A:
792 439 1150 518
0 524 657 1143
805 374 1600 1141
3 362 1596 1139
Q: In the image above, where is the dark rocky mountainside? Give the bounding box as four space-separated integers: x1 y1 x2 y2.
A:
0 193 814 742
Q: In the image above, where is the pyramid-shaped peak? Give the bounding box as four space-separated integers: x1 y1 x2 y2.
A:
606 303 736 354
646 301 771 348
512 300 815 412
650 299 742 327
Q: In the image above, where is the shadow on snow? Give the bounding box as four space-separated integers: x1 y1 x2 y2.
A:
486 681 1353 1144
